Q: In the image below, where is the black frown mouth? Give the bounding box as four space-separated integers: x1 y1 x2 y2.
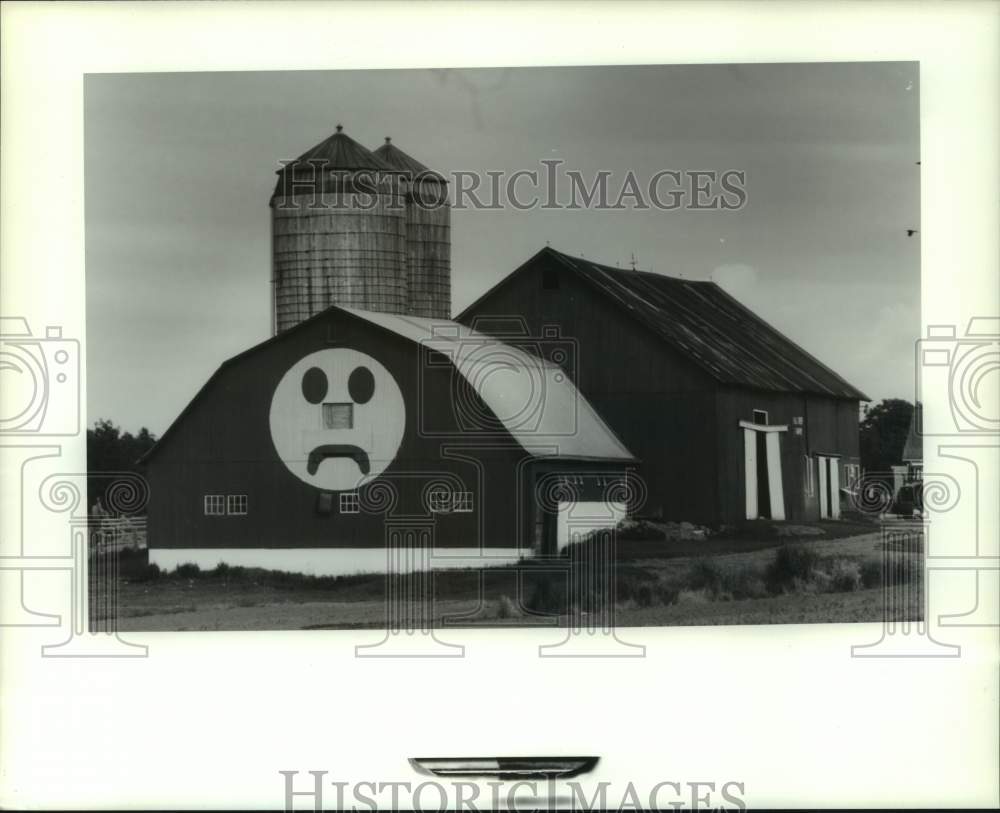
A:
307 444 371 475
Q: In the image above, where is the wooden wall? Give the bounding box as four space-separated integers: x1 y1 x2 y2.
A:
460 253 863 526
144 311 582 552
460 255 721 524
715 387 862 524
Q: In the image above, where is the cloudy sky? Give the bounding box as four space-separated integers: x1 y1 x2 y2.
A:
85 62 919 435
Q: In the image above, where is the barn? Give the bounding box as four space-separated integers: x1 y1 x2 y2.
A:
143 124 869 577
457 247 869 526
140 304 637 576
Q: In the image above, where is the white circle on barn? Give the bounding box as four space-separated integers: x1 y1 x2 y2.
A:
269 348 405 492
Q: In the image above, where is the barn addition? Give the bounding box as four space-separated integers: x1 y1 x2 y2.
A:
458 247 869 526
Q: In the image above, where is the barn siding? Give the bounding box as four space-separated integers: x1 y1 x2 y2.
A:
459 256 721 523
715 388 861 524
145 311 545 552
460 253 863 527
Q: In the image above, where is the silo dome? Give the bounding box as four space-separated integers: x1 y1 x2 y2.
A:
269 125 408 334
373 137 452 320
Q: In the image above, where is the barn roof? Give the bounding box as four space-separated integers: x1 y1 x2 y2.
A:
142 303 635 465
341 307 635 462
459 247 869 401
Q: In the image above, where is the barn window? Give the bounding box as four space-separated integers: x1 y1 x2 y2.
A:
316 491 334 515
429 490 451 513
753 409 768 425
453 492 474 513
843 463 861 488
542 267 559 290
323 403 353 429
227 494 248 515
340 492 360 514
803 457 815 497
204 494 225 516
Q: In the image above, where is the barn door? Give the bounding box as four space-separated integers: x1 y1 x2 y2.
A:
743 424 786 521
817 456 840 519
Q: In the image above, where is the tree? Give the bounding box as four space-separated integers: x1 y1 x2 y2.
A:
86 419 157 512
859 398 914 474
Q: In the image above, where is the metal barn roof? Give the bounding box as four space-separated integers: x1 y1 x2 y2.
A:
465 247 868 401
341 307 636 462
142 304 636 465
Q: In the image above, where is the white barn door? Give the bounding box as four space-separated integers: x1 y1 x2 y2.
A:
741 422 787 521
818 455 840 519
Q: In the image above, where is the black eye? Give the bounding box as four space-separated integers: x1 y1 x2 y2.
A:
301 367 328 404
348 366 375 404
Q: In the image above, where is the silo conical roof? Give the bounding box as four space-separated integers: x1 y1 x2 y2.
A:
271 125 397 204
373 137 446 183
286 124 394 172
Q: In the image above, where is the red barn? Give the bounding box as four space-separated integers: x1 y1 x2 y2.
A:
458 247 869 526
141 304 637 575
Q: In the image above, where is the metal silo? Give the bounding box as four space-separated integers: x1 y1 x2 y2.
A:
373 138 451 320
269 125 407 334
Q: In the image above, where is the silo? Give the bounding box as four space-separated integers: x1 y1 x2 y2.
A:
269 125 407 334
373 138 451 320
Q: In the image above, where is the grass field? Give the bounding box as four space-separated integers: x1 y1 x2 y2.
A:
98 523 923 631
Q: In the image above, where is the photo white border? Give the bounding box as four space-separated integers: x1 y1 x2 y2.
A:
1 1 997 809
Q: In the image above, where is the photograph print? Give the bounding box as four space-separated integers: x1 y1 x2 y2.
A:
83 62 923 631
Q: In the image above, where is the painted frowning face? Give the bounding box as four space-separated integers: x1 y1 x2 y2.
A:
269 348 405 491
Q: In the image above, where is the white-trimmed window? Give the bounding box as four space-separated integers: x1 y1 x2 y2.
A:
803 457 815 498
453 492 473 513
323 403 353 429
204 494 225 515
843 463 861 489
227 494 248 515
340 492 359 514
429 490 451 513
753 409 768 425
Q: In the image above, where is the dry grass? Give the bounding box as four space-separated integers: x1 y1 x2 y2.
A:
102 529 920 630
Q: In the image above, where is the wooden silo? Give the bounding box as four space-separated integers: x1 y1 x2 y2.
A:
269 126 408 334
373 138 452 319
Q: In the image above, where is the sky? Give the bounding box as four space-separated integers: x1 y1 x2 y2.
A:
84 63 920 436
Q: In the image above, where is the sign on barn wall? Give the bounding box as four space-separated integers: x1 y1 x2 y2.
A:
269 348 406 491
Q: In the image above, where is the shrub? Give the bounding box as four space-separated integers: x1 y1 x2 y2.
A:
212 562 231 578
616 520 667 541
725 565 768 600
676 588 711 605
524 573 567 614
175 562 201 578
828 559 862 592
687 558 725 595
129 563 161 583
496 595 520 619
765 545 821 594
860 560 882 589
